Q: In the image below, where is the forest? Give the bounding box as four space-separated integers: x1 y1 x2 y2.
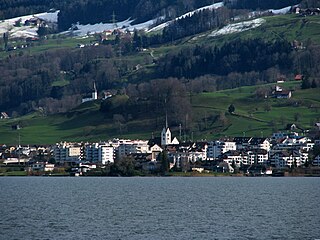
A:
1 35 320 117
1 0 320 118
2 0 318 30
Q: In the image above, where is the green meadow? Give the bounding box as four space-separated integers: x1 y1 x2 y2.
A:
0 81 319 145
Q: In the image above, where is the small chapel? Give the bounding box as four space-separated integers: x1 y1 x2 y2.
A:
82 82 98 103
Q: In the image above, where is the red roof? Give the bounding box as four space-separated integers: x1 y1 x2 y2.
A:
295 74 303 81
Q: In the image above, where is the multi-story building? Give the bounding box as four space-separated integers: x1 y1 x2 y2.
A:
117 140 150 159
85 142 114 164
54 142 82 164
207 140 236 160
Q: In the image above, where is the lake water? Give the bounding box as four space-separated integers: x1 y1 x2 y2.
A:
0 177 319 240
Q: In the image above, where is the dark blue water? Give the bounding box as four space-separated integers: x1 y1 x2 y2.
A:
0 177 319 240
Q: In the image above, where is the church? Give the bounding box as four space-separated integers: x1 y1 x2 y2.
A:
160 117 179 147
82 82 98 103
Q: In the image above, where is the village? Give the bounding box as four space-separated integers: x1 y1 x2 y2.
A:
0 121 320 177
1 76 320 176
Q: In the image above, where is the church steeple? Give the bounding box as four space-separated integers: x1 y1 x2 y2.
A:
161 127 171 146
165 109 168 129
92 82 98 100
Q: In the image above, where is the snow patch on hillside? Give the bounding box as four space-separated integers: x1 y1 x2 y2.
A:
68 2 224 36
147 2 224 32
0 3 291 39
70 18 159 36
0 11 59 39
209 18 266 37
269 6 292 15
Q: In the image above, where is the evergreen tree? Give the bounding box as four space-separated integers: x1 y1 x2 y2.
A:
158 151 169 175
228 104 235 114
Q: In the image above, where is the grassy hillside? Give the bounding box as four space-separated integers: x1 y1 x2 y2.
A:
0 81 318 145
192 14 320 45
1 13 320 145
192 81 320 139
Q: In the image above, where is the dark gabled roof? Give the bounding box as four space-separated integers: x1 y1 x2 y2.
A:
249 149 268 155
223 150 241 157
233 137 252 144
148 137 161 147
192 142 208 151
250 138 268 145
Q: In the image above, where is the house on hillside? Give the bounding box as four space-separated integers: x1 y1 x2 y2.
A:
295 74 304 81
102 91 113 100
273 85 292 99
1 112 9 119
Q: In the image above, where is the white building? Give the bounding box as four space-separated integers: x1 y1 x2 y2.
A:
207 140 236 160
85 143 114 164
161 127 172 146
222 151 246 167
82 82 98 103
270 150 307 168
30 162 55 172
117 139 149 158
245 150 269 165
54 142 82 163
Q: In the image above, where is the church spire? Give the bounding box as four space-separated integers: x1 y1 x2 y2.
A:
165 109 168 129
165 97 168 129
92 81 98 100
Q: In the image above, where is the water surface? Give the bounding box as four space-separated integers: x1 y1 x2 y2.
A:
1 177 319 240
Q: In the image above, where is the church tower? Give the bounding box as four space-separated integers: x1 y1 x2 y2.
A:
161 127 171 146
161 109 171 146
92 82 98 100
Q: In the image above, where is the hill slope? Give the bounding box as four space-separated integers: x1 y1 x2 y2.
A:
0 81 318 145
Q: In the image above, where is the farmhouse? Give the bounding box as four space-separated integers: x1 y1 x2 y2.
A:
273 85 292 99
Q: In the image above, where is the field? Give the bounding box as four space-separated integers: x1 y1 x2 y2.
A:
0 81 319 145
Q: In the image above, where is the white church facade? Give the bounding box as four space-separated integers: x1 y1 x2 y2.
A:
161 127 179 146
82 82 98 103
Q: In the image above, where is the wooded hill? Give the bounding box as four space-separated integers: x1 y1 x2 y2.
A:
0 1 320 144
2 0 319 29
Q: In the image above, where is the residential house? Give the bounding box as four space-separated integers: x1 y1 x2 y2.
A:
249 138 271 152
273 85 292 99
117 139 149 159
245 149 269 165
233 137 252 150
270 150 306 168
1 112 9 119
222 150 246 167
313 155 320 167
294 74 304 81
188 142 208 162
30 162 55 172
